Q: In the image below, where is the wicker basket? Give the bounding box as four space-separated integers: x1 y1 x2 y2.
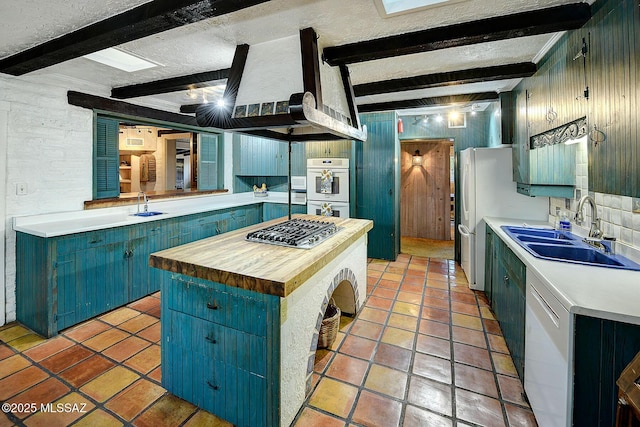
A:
318 300 341 349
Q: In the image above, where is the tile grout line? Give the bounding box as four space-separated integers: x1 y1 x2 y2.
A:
1 304 166 427
398 255 430 427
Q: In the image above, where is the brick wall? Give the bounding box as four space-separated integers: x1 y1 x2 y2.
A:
1 73 105 324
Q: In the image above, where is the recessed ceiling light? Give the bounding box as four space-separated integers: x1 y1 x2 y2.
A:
83 47 160 72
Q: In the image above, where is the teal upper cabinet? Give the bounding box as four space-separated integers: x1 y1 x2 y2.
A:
586 0 640 197
306 140 352 159
94 116 120 199
511 34 582 198
511 0 640 198
512 84 577 198
233 133 305 176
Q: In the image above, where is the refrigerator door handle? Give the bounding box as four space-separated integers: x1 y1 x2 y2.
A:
458 224 472 237
461 162 470 221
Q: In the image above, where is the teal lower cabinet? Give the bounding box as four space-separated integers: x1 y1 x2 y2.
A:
485 229 526 380
16 203 263 337
573 315 640 427
161 273 280 427
263 202 307 221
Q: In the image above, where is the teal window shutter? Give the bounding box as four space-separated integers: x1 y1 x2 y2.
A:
198 133 221 190
94 117 120 199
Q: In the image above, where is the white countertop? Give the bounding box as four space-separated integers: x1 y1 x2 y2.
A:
485 217 640 326
13 192 305 238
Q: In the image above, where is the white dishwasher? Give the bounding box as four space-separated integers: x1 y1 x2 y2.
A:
525 270 573 427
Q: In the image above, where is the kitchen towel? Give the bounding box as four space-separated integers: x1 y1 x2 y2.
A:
320 169 333 194
140 154 156 182
320 202 333 216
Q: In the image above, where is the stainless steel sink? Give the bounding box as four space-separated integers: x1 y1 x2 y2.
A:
500 225 640 271
132 211 164 217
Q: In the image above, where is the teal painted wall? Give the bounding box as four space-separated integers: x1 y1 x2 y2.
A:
398 110 494 152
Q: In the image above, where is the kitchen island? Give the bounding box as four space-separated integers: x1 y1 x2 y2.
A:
149 214 373 427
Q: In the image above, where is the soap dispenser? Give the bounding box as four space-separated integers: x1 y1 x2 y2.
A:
559 210 572 232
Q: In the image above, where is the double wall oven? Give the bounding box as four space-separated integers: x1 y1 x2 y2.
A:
306 158 349 218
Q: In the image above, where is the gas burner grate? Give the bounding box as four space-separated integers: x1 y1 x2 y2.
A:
246 218 339 249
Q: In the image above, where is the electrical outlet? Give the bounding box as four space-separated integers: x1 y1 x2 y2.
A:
16 183 28 195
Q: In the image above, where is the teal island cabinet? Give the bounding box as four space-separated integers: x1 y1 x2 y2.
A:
150 214 373 426
15 203 262 337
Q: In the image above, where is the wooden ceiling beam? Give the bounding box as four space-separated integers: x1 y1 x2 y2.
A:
354 62 536 97
323 3 591 65
0 0 269 76
357 92 500 113
111 69 230 99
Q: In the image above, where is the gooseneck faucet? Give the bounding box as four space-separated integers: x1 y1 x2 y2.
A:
137 192 148 213
574 195 603 238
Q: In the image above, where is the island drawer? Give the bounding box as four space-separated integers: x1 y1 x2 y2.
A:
167 275 269 337
164 309 271 426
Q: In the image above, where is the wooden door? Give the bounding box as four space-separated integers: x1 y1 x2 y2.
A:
400 140 452 240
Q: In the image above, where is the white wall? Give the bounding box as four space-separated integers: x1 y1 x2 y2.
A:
0 99 8 325
0 73 108 323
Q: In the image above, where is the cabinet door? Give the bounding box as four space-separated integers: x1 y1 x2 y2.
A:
484 228 495 304
234 134 279 175
290 142 306 176
193 211 223 240
198 133 222 190
127 235 152 301
77 241 129 321
512 89 530 184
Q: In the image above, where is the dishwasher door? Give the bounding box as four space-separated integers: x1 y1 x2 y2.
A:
525 271 571 427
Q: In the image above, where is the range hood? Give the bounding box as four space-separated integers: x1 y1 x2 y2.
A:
195 28 367 142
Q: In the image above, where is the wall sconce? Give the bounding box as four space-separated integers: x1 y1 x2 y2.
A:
412 149 423 166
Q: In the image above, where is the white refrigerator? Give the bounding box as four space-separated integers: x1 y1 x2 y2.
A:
458 146 549 290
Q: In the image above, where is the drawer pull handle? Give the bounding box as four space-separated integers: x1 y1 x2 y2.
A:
206 380 219 390
89 239 103 244
504 275 509 285
205 336 217 344
206 302 219 310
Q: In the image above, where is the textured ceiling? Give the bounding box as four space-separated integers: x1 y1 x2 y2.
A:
0 0 593 114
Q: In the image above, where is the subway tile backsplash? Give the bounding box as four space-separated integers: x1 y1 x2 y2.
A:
549 139 640 251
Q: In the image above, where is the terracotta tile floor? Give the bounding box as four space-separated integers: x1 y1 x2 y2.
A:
0 256 537 426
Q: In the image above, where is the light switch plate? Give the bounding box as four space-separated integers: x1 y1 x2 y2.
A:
16 183 27 195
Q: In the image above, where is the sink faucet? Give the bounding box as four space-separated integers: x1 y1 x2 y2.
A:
574 195 603 238
137 192 148 213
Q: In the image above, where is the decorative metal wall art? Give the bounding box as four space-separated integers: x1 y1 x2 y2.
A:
530 116 587 149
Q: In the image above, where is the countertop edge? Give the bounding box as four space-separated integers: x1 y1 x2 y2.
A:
150 215 373 298
14 192 307 238
485 217 640 326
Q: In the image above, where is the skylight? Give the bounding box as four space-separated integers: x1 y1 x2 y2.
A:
373 0 467 17
83 48 160 72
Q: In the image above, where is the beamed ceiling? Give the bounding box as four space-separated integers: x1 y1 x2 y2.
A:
0 0 594 122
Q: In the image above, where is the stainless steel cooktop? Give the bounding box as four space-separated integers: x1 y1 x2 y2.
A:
246 218 340 249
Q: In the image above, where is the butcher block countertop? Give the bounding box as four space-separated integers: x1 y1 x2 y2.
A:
149 214 373 297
